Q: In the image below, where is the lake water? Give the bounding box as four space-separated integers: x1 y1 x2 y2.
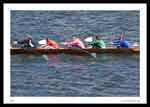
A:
11 11 140 96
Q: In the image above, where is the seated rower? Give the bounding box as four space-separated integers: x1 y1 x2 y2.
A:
14 35 37 48
89 35 106 48
111 35 131 48
61 36 85 48
40 38 59 49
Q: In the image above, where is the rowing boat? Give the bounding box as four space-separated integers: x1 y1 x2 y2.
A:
11 47 139 55
11 47 140 55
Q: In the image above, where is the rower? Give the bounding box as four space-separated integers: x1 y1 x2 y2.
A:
40 38 59 49
111 35 131 48
88 35 106 48
14 35 37 48
61 36 85 48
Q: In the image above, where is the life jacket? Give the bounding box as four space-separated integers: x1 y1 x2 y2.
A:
47 39 59 48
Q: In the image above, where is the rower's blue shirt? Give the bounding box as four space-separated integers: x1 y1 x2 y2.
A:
113 40 131 48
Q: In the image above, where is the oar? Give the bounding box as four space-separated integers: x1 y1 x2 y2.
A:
11 39 19 48
83 37 96 58
38 39 46 45
54 33 95 58
60 40 96 58
78 48 96 58
38 39 49 61
84 36 93 42
132 42 139 48
108 33 123 48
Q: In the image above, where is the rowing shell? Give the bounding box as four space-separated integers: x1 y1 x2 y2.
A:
11 47 139 55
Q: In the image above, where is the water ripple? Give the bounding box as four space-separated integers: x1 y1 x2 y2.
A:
11 11 139 96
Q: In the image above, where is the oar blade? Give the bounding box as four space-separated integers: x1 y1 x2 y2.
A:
38 39 46 45
91 53 96 58
42 55 49 61
84 37 93 42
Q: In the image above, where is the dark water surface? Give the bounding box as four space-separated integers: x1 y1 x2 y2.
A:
11 11 140 96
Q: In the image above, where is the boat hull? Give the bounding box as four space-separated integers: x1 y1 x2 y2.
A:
11 47 140 55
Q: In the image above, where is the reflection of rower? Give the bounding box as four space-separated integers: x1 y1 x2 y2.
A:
40 38 59 49
14 35 37 48
61 36 85 48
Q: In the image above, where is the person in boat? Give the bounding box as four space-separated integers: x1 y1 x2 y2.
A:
40 38 59 49
88 35 106 48
111 35 131 48
61 36 85 48
15 35 37 48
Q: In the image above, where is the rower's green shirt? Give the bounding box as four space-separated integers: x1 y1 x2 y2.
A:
89 40 106 48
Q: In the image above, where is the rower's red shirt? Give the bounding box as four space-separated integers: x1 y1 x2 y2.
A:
47 39 59 48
